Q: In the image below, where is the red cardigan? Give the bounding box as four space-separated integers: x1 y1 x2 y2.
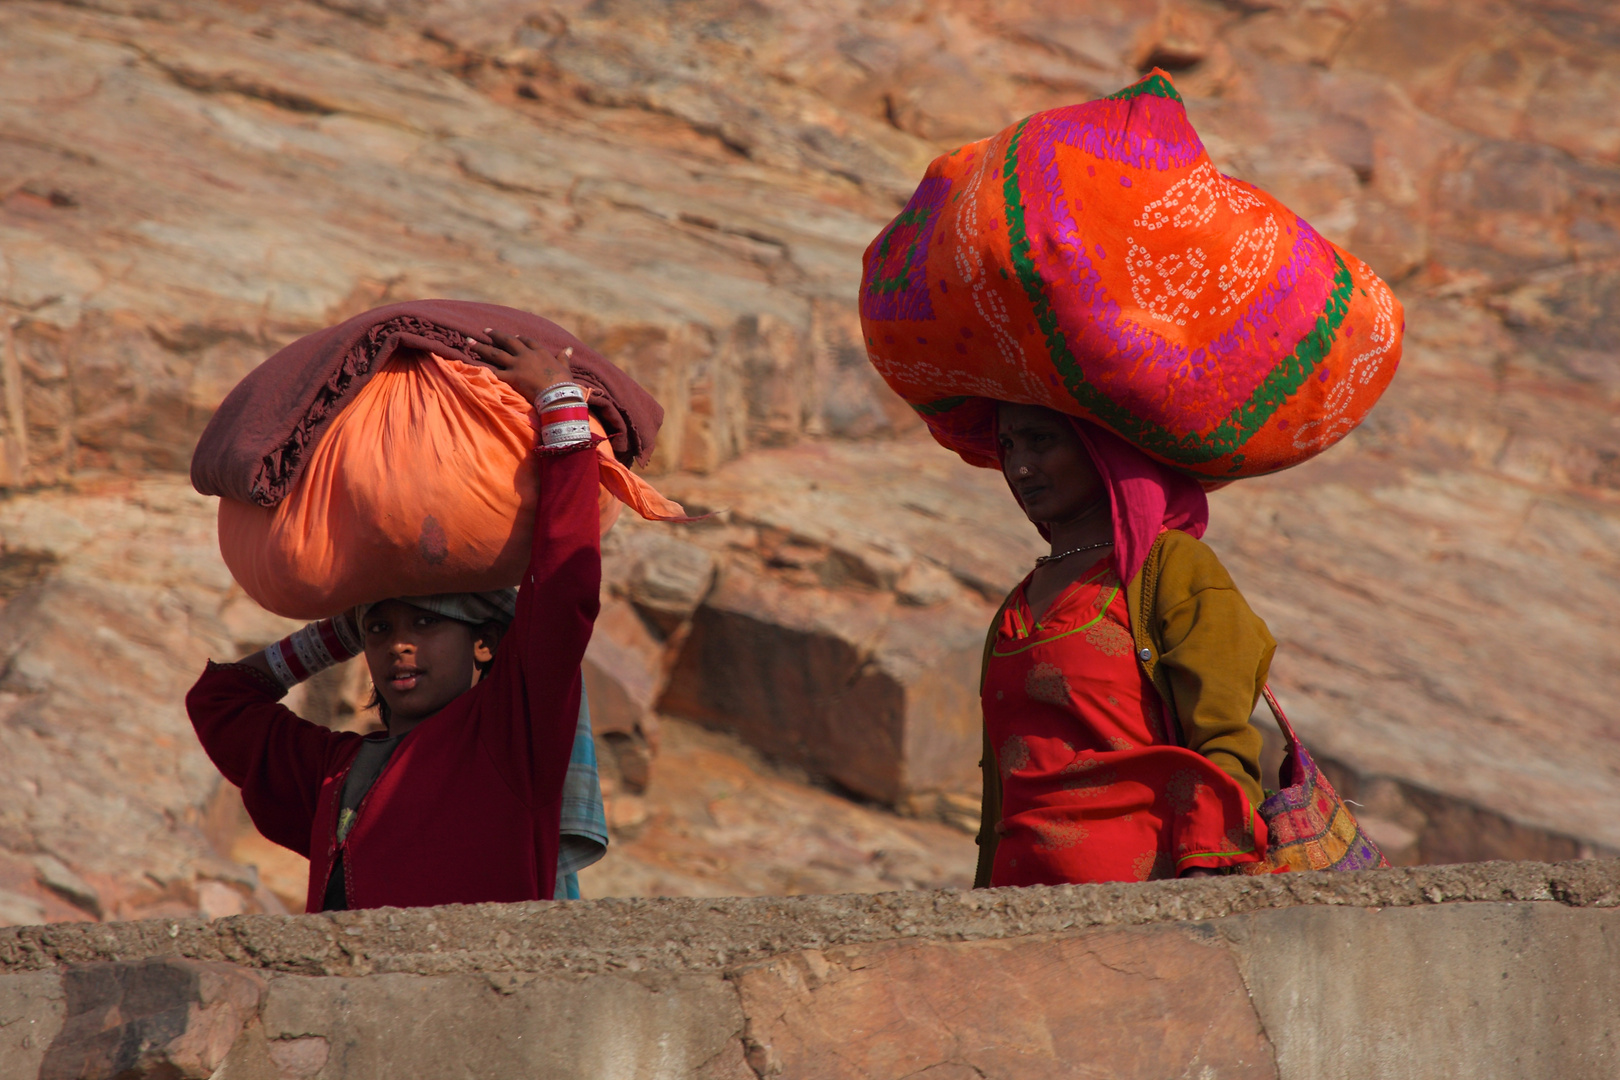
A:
187 445 601 912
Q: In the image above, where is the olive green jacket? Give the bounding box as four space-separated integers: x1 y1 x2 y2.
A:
972 529 1274 888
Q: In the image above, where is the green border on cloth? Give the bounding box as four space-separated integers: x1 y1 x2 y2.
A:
912 395 970 417
1106 71 1184 103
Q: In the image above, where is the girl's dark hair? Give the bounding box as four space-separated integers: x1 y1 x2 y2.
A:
367 684 390 726
366 621 503 729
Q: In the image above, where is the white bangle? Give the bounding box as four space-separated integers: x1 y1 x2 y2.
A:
540 420 592 447
262 617 362 690
537 382 585 409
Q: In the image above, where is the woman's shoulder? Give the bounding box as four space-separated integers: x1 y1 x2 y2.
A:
992 568 1036 613
1150 529 1240 600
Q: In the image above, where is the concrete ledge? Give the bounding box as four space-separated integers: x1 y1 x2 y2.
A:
3 859 1617 977
2 861 1617 1079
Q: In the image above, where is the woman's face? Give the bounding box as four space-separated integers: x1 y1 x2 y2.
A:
997 403 1104 526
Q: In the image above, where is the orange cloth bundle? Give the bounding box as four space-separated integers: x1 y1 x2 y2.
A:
220 351 685 620
859 71 1403 480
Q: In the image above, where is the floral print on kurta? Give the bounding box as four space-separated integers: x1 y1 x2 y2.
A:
983 556 1265 885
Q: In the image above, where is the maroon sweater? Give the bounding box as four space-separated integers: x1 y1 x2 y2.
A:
187 445 601 912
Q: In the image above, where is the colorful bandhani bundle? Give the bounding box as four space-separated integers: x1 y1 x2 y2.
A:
859 70 1403 479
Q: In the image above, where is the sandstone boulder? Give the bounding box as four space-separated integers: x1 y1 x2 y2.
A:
577 718 975 899
660 563 992 803
649 439 1042 804
582 597 666 792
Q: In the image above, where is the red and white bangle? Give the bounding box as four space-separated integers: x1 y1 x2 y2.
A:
263 615 363 691
536 381 591 449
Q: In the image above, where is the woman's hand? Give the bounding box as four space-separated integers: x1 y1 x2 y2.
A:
465 328 572 403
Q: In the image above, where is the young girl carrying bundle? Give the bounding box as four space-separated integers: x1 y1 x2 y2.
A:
187 333 603 911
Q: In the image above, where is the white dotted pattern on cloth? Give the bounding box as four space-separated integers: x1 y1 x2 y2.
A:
1124 163 1278 328
1291 260 1398 451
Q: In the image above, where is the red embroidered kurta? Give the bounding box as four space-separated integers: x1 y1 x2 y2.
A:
984 556 1264 885
186 444 601 912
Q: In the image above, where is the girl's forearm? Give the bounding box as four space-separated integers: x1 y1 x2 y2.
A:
250 614 364 691
525 438 603 616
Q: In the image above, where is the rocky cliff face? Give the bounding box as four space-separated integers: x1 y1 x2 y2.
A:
0 0 1617 919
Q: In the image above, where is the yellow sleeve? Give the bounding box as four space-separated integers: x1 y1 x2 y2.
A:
1152 535 1274 811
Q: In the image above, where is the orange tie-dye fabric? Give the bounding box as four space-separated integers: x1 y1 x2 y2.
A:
859 70 1402 481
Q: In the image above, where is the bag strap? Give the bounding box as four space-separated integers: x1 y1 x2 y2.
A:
974 588 1020 890
1261 684 1301 750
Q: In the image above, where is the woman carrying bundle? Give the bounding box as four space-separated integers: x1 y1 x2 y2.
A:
978 404 1272 884
187 332 606 911
856 70 1405 885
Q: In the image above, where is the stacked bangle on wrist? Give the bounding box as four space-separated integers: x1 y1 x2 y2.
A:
263 615 363 691
536 381 591 449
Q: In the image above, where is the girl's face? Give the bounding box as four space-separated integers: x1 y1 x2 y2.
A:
997 403 1104 526
360 601 494 726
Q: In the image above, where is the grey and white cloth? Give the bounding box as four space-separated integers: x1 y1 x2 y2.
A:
354 588 519 629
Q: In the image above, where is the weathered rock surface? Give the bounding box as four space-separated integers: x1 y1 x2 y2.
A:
1212 419 1620 861
0 479 296 924
0 0 922 487
6 858 1619 978
733 930 1275 1079
577 719 974 900
37 958 264 1080
4 0 1617 486
1 0 1619 921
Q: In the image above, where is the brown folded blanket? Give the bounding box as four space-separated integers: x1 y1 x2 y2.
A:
191 300 664 507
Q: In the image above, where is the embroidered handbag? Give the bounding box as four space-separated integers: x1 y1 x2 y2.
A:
1244 686 1390 873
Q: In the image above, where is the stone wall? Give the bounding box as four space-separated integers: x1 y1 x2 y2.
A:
2 860 1618 1079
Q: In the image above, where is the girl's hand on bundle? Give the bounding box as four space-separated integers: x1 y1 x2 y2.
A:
466 329 572 403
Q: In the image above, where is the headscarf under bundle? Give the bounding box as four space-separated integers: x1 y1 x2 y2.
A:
355 588 519 629
1073 421 1209 587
